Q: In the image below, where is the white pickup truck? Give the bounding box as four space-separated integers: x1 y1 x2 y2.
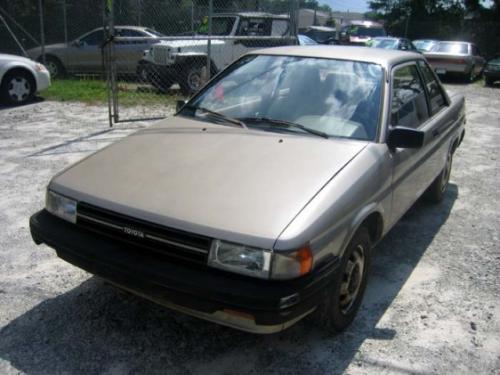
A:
138 12 294 94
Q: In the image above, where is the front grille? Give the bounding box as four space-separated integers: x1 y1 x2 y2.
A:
76 202 211 264
152 47 169 65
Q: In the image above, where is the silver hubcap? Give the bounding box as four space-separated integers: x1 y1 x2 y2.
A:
46 61 58 77
441 152 452 192
339 244 365 314
187 69 202 91
8 77 31 102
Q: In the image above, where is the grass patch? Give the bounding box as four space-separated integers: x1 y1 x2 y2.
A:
41 78 180 106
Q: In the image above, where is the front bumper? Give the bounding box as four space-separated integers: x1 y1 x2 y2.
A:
30 210 340 333
35 69 51 92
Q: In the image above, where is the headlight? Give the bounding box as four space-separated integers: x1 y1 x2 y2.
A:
208 240 272 279
35 63 47 72
45 190 77 223
208 240 313 280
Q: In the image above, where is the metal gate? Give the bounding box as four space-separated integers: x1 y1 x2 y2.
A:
104 0 299 126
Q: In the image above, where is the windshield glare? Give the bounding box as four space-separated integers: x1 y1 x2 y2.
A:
188 55 383 141
435 42 468 54
372 39 398 49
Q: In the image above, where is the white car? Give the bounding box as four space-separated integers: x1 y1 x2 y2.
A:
0 53 51 105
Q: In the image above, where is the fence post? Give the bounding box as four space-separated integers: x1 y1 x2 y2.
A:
62 0 68 45
207 0 213 82
38 0 46 64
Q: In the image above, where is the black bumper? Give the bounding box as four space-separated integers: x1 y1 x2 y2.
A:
30 210 340 331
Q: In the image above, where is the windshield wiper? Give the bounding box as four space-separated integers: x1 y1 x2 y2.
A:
182 105 247 129
240 117 328 139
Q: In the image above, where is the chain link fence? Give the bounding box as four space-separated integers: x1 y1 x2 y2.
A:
106 0 300 123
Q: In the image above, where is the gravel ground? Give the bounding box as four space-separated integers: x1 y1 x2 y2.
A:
0 85 499 375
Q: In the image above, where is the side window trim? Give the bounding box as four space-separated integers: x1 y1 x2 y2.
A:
417 59 450 115
389 61 429 130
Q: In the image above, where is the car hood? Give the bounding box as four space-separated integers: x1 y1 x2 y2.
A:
50 117 367 248
26 43 67 56
154 39 225 49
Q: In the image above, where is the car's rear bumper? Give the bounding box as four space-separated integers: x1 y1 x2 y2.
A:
484 70 500 81
30 209 340 333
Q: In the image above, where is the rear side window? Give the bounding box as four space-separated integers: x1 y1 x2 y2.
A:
391 64 429 128
418 60 447 115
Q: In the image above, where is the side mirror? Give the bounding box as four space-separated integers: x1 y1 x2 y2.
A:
176 99 187 112
72 40 83 48
387 127 424 149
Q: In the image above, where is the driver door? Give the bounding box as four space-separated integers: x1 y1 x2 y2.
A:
66 29 104 73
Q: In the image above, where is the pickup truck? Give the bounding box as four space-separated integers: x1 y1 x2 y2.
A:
138 12 294 94
30 46 465 334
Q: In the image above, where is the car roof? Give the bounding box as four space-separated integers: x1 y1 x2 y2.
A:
250 46 423 68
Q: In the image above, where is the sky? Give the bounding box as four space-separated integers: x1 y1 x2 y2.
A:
320 0 369 13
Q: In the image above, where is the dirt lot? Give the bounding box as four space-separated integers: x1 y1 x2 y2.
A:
0 83 499 374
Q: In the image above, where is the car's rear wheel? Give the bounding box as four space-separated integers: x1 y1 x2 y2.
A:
1 70 36 105
312 226 371 333
425 148 453 204
467 65 476 83
485 77 494 87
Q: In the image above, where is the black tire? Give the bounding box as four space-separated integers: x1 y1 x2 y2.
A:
40 56 65 79
180 63 205 96
485 77 494 87
313 227 371 333
1 70 36 105
425 148 453 204
466 65 476 83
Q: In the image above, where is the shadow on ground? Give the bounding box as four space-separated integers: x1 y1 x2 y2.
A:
0 96 45 111
0 185 458 374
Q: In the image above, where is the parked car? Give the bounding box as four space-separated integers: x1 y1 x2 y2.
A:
30 46 465 334
0 53 50 105
424 41 485 81
412 39 439 53
484 56 500 86
298 34 318 45
338 20 386 45
26 26 165 78
140 12 293 94
369 37 419 52
302 25 337 44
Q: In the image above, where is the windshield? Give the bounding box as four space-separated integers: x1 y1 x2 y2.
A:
372 38 398 49
298 34 318 45
145 28 165 37
197 17 236 36
434 42 468 54
351 26 386 37
413 40 437 52
184 55 383 141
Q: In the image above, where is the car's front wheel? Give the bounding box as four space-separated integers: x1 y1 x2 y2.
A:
180 63 205 95
313 226 371 332
1 70 36 105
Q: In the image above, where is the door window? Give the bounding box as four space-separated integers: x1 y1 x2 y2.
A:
80 30 104 46
391 64 429 128
418 60 447 115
